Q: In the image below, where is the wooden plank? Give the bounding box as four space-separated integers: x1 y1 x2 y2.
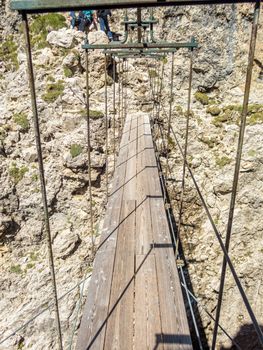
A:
122 115 138 200
134 114 163 349
150 198 192 350
104 200 136 349
134 254 163 350
76 116 132 350
136 114 154 255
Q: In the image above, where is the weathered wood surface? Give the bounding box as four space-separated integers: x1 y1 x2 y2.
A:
76 114 192 350
11 0 248 13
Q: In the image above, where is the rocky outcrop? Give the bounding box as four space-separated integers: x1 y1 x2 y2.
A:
0 4 262 350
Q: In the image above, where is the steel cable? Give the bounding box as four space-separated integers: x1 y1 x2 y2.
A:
112 56 116 167
212 1 262 347
0 273 92 346
170 125 263 346
85 50 95 252
175 48 193 260
104 54 109 199
22 13 63 350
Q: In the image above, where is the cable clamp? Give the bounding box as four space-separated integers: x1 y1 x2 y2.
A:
176 259 185 267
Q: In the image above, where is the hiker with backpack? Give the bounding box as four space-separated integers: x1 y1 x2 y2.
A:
78 10 97 32
97 9 113 41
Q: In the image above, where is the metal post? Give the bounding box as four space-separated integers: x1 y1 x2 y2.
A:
21 12 63 350
167 52 175 141
118 61 121 147
212 2 261 348
166 52 175 178
121 59 124 129
85 50 95 253
113 56 116 168
137 8 142 43
175 47 193 260
104 54 109 198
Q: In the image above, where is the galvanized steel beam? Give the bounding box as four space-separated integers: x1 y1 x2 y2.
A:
11 0 255 13
83 40 198 50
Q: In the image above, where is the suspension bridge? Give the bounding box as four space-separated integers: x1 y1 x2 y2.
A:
3 0 262 349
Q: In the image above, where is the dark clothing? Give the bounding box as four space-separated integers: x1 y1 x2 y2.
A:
97 9 111 18
97 9 113 40
78 10 94 32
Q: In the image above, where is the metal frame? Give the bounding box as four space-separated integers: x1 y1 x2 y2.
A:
11 0 256 13
83 41 198 50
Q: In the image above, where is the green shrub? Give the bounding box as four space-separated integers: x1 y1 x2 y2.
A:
42 80 64 103
248 149 256 157
70 144 83 158
247 112 263 126
9 163 29 184
148 70 158 78
10 265 23 274
200 136 218 148
13 113 30 132
0 35 19 71
206 106 221 116
194 92 209 105
216 156 231 168
79 109 104 120
31 14 66 49
63 66 73 78
30 252 39 261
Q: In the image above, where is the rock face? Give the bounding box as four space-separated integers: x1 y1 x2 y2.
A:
0 3 263 350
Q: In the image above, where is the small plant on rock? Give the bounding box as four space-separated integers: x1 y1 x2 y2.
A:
13 113 30 132
206 106 221 116
216 156 231 168
10 264 23 274
194 92 209 105
70 144 83 158
0 35 19 71
42 80 64 103
9 163 29 184
63 66 74 78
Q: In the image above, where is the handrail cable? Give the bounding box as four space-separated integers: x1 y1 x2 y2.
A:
118 60 121 148
175 47 193 260
85 49 95 252
146 71 240 348
212 1 261 347
104 54 109 198
68 267 90 350
0 273 92 346
146 58 203 349
180 282 242 350
21 13 63 350
169 124 263 346
113 56 117 167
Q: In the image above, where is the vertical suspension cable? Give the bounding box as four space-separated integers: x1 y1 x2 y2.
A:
156 58 165 154
22 12 63 350
166 52 175 177
175 47 193 260
104 54 109 199
124 59 128 123
121 59 124 130
212 2 262 348
112 56 116 168
118 60 121 148
85 50 94 252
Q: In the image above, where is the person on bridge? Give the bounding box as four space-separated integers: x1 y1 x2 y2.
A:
69 11 78 29
97 9 113 41
78 10 97 32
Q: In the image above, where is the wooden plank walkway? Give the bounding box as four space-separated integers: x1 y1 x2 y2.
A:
76 113 192 350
